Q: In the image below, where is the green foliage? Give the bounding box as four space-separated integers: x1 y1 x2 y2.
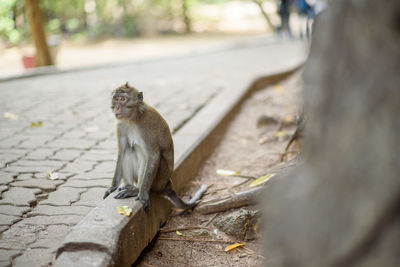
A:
0 0 22 45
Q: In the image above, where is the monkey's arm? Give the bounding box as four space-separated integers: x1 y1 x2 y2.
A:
137 152 160 211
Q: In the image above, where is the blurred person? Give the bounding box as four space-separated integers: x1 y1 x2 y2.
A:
277 0 293 38
294 0 315 38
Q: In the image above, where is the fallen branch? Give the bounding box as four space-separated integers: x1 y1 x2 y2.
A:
160 226 209 233
195 186 265 214
158 237 233 243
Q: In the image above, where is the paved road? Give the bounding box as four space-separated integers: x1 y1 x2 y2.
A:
0 39 305 266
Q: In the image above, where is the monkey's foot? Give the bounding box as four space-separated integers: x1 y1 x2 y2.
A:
117 185 136 192
103 186 118 199
114 188 139 199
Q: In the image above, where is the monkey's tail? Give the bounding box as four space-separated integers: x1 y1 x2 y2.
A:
162 183 209 210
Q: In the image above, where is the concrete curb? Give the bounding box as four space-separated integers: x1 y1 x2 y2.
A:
54 63 303 267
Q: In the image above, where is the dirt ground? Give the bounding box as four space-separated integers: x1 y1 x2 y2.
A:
135 72 303 267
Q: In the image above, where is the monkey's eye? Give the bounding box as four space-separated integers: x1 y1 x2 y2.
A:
120 96 127 102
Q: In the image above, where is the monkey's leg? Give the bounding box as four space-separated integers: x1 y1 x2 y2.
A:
115 150 139 199
137 153 160 211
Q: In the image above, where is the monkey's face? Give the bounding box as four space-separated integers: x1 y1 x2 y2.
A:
111 84 143 120
112 90 130 119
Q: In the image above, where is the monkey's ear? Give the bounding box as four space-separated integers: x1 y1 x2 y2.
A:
138 91 143 102
125 82 129 87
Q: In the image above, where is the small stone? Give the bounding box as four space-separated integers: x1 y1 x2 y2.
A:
213 209 260 240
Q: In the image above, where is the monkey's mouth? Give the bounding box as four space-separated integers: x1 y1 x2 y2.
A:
115 113 123 119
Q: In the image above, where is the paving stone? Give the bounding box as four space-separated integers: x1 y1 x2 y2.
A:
0 187 40 206
69 172 110 180
14 173 33 181
9 160 64 168
0 214 20 226
13 248 54 267
60 161 94 173
24 148 56 160
0 205 30 217
50 149 82 162
28 205 92 216
30 225 71 249
0 186 7 194
34 172 71 180
0 223 42 249
59 179 109 188
44 139 97 150
41 187 86 206
10 179 57 192
72 188 105 207
90 161 115 173
18 136 54 149
3 165 55 174
20 215 84 226
78 150 115 162
0 174 13 185
0 249 21 266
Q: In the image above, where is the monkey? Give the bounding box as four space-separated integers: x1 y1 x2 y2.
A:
103 82 208 212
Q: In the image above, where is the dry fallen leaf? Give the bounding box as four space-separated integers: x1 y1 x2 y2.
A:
273 130 291 138
46 171 59 180
117 206 132 217
216 169 240 176
176 231 185 237
4 112 19 120
30 121 43 128
258 136 268 144
273 84 283 92
249 173 275 187
225 243 245 252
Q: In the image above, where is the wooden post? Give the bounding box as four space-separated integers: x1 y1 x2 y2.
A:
25 0 53 67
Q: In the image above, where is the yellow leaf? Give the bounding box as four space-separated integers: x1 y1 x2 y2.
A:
4 112 19 120
273 131 291 137
283 116 294 123
224 243 245 252
30 121 43 128
274 85 283 91
46 171 59 180
117 206 132 217
216 169 240 176
249 173 275 187
176 231 185 237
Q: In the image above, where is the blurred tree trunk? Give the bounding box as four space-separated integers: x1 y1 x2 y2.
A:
25 0 53 67
182 0 192 33
253 0 276 32
262 1 400 266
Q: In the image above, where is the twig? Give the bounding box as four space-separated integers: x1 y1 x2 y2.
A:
239 246 265 258
204 213 218 227
160 226 209 233
158 237 233 243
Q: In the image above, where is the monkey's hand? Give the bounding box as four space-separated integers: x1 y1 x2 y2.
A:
137 194 149 212
103 186 118 199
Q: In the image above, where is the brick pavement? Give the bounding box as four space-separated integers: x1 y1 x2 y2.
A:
0 39 305 266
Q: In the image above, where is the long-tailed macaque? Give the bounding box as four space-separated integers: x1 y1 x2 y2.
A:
104 82 208 211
